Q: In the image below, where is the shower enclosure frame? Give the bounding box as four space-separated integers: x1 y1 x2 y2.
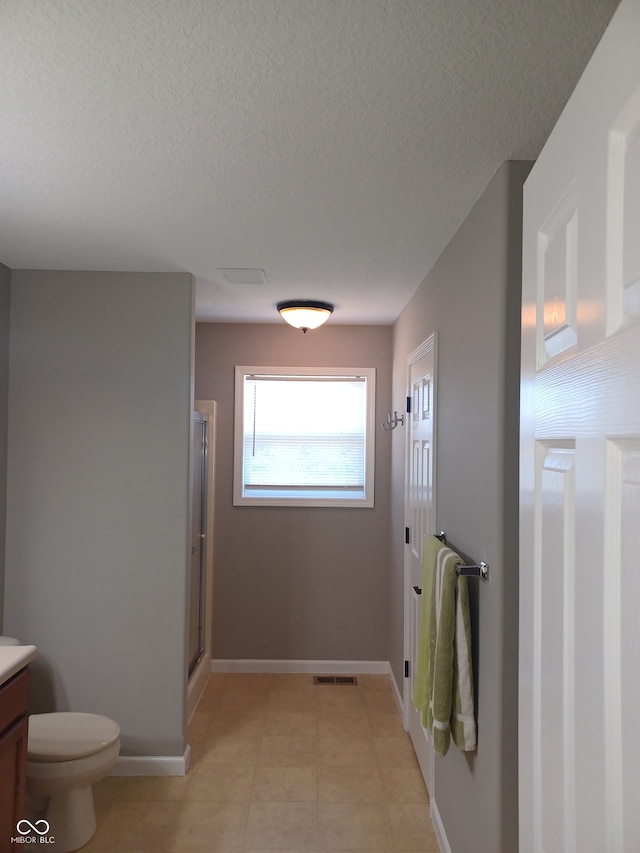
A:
186 400 216 722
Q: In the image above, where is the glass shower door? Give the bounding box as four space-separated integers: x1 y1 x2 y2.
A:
188 414 207 677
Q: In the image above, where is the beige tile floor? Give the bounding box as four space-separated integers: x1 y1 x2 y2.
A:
85 673 440 851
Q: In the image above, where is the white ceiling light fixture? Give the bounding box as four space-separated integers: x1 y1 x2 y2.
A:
277 300 334 333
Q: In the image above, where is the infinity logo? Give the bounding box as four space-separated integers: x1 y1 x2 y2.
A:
16 820 50 836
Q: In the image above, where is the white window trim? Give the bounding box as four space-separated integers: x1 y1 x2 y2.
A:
233 365 376 508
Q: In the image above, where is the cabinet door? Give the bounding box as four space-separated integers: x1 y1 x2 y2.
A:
0 715 29 851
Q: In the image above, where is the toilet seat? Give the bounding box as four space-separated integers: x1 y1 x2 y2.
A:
28 712 120 762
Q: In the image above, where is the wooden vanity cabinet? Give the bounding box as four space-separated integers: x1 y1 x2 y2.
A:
0 668 30 852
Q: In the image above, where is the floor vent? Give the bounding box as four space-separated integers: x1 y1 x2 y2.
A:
313 675 358 685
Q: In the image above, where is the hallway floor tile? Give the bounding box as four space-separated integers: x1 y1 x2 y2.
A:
84 673 440 851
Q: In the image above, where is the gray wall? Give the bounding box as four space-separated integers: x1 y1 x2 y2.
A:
0 264 10 632
3 270 194 757
195 323 392 662
390 161 531 852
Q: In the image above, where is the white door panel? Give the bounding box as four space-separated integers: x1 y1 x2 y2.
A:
520 3 640 850
534 443 577 852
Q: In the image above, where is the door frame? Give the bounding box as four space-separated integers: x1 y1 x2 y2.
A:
403 332 438 792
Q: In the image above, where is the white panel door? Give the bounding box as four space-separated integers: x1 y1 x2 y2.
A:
404 334 436 794
519 2 640 850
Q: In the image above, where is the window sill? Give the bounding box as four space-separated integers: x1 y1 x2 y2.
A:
234 488 373 508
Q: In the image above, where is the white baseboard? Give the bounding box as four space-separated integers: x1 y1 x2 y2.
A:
109 745 191 777
431 797 452 853
212 659 390 675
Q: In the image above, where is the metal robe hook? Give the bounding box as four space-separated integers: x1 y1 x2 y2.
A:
381 411 405 431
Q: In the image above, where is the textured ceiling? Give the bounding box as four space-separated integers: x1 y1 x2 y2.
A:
0 0 619 324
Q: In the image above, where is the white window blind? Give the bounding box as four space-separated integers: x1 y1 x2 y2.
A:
234 367 375 507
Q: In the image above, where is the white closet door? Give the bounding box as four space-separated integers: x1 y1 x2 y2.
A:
405 335 436 793
519 2 640 850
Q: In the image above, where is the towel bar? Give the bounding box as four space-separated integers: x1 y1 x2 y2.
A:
435 531 489 580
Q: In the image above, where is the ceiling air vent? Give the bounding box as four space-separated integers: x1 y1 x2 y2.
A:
217 268 267 286
313 675 358 685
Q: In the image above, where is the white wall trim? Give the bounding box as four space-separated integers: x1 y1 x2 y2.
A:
109 745 191 777
430 797 452 853
212 659 390 675
388 661 404 719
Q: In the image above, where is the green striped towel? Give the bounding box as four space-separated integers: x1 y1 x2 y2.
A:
413 534 477 757
413 534 443 725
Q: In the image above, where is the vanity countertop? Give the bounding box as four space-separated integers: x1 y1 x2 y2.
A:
0 645 37 688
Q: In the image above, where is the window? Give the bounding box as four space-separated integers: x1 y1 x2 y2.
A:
234 366 376 507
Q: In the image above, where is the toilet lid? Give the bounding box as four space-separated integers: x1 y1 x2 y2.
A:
28 712 120 762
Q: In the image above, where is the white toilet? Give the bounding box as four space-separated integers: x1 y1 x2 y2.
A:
27 712 120 853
